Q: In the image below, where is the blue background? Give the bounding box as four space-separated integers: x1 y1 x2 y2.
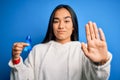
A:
0 0 120 80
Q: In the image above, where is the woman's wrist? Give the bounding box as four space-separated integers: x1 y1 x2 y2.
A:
94 55 110 66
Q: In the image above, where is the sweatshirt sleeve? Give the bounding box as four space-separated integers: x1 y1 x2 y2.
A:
8 48 35 80
82 52 112 80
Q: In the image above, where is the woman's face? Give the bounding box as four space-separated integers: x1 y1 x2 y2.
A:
53 8 74 44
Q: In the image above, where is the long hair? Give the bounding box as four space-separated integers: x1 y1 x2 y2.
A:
42 4 79 43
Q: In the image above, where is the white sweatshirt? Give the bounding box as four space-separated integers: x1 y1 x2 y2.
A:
9 41 112 80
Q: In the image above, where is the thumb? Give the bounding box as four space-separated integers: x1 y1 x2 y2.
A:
21 42 30 47
81 42 89 57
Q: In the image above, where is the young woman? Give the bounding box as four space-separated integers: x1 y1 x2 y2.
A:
9 4 112 80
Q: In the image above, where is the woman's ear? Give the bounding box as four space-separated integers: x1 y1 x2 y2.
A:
72 26 74 30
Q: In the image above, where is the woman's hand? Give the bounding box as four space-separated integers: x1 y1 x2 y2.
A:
81 21 109 64
12 42 29 60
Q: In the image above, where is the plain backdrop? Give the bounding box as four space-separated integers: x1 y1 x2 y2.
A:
0 0 120 80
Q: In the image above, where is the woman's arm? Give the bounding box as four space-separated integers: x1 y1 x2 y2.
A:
9 42 35 80
81 21 112 80
82 52 112 80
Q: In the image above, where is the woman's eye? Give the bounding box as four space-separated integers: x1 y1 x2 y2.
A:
53 20 59 23
65 20 70 23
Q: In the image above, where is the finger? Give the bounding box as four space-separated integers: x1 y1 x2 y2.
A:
13 42 29 52
21 42 30 47
12 54 20 58
81 43 89 57
12 50 22 59
85 24 91 42
15 42 29 46
13 51 22 55
93 22 99 39
13 42 29 48
12 46 23 55
88 21 95 39
12 42 29 57
12 52 21 60
99 28 106 41
13 47 23 51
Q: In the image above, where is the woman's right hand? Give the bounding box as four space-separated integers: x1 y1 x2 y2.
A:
12 42 29 60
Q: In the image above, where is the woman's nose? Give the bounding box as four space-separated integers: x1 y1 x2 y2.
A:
58 21 64 29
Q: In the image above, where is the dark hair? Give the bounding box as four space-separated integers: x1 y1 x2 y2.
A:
42 4 79 43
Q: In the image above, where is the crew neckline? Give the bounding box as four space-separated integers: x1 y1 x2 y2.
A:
49 40 80 47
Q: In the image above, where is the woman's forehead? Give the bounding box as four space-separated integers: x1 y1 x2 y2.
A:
54 8 71 20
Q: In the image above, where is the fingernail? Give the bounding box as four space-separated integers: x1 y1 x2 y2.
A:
88 21 92 23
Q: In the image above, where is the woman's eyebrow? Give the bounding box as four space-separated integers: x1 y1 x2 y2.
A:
53 16 71 20
64 16 71 19
53 17 59 20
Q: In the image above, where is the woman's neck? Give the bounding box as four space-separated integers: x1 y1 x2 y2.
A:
55 39 71 44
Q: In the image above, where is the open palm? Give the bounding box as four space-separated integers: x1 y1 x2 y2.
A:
82 21 108 63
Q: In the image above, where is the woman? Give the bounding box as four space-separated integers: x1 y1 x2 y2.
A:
9 4 112 80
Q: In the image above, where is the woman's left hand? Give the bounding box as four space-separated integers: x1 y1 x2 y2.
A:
81 21 109 63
